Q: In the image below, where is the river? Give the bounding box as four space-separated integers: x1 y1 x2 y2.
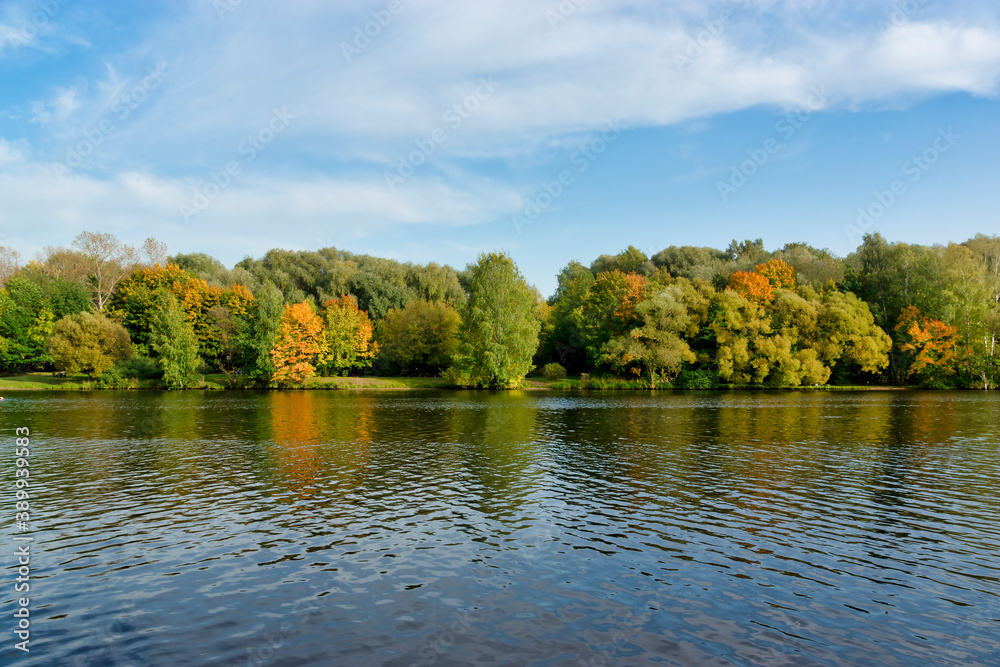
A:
2 390 998 665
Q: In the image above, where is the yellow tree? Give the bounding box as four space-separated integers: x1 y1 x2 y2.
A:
271 302 325 386
756 258 796 290
317 295 379 376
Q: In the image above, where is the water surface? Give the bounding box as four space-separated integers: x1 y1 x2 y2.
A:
2 390 998 665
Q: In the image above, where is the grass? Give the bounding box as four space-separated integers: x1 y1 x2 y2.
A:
0 371 908 392
303 376 449 390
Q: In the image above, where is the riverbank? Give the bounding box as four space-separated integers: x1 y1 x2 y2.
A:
0 372 910 391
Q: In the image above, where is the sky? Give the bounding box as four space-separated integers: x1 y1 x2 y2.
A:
1 0 999 296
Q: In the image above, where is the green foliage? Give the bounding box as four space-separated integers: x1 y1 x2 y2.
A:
602 287 695 388
317 295 378 376
96 365 139 389
458 251 540 388
590 245 653 275
116 355 163 380
539 261 594 373
379 299 461 375
46 312 134 377
238 282 284 385
150 291 202 389
675 369 719 389
541 362 567 381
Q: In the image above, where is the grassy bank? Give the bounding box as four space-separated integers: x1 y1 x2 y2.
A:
0 372 907 392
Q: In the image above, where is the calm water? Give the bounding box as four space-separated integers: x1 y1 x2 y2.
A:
1 390 999 666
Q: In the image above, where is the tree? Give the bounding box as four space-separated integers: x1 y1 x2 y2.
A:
0 246 20 286
46 312 133 377
109 263 225 360
539 261 594 373
239 282 284 384
317 295 379 376
72 231 142 312
895 306 959 387
271 302 325 386
755 258 796 290
458 251 541 388
0 276 57 372
577 269 647 366
379 299 460 375
728 271 774 304
150 291 202 388
812 290 891 375
590 245 653 275
602 287 695 388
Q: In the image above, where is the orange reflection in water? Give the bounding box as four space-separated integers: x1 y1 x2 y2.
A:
269 391 324 496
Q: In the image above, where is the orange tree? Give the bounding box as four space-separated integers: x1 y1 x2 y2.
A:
894 306 959 387
727 270 773 305
317 295 379 376
270 301 325 386
756 258 796 290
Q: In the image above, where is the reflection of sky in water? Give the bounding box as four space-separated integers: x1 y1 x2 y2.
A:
2 390 998 666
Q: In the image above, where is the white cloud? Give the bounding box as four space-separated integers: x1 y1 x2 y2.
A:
37 0 992 172
4 0 1000 261
0 159 522 264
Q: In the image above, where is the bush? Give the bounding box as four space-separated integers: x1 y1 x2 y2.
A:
46 312 134 378
96 366 138 389
116 356 163 380
442 364 475 388
675 369 720 389
541 362 567 381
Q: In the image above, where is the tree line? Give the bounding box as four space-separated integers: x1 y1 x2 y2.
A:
0 231 997 390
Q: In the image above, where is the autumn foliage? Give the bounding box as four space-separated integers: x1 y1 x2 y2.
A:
271 302 325 386
728 270 774 304
318 295 379 375
894 306 959 382
755 259 796 290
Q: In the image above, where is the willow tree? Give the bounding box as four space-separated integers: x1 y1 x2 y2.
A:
459 251 540 388
150 291 201 388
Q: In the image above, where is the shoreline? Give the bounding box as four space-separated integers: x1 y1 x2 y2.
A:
0 373 913 392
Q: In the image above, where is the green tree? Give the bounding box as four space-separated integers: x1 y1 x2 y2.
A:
539 261 594 373
239 282 285 384
46 312 133 377
150 291 202 388
317 295 379 376
458 251 540 388
602 287 696 388
379 299 460 375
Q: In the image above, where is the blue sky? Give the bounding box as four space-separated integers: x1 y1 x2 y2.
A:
2 0 999 295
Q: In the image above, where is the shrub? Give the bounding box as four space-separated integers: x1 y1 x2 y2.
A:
96 366 138 389
541 362 567 381
675 369 720 389
46 312 134 377
442 364 474 388
116 355 163 380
